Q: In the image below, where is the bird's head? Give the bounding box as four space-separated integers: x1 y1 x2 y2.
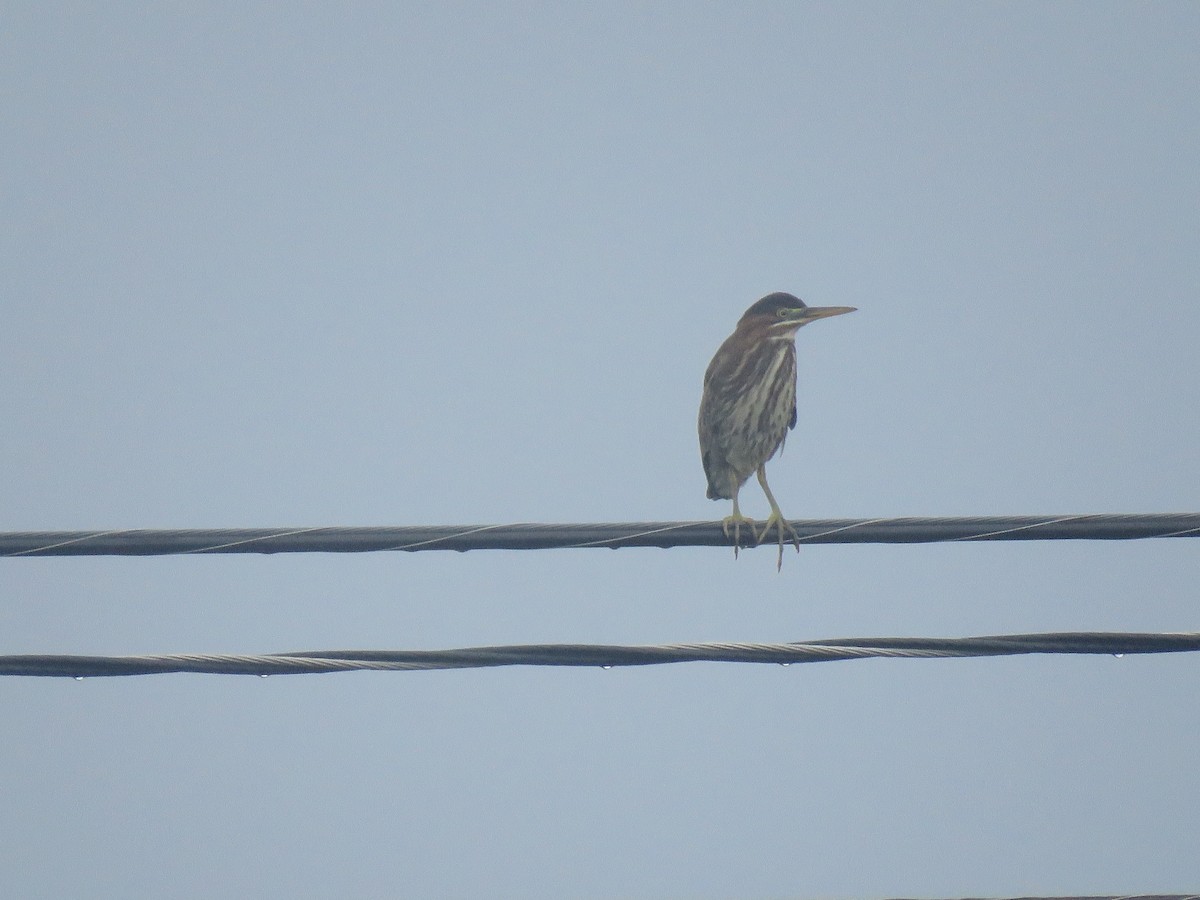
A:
737 292 856 337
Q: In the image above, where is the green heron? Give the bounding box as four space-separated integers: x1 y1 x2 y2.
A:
699 292 855 568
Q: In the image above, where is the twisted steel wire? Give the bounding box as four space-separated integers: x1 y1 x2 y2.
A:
3 632 1198 678
2 513 1199 557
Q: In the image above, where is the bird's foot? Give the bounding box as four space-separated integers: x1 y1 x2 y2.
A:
720 513 756 559
756 510 801 571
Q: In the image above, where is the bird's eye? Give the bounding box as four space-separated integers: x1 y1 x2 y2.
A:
777 308 790 317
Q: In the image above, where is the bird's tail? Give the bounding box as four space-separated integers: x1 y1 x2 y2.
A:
703 455 732 500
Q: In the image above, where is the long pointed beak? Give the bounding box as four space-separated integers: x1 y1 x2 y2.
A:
799 305 856 321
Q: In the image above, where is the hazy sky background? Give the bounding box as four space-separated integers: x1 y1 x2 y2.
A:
3 4 1199 897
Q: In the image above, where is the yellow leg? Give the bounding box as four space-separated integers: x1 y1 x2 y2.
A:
720 484 754 559
755 465 801 571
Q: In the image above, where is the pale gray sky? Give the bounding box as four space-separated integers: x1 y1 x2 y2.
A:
3 4 1199 897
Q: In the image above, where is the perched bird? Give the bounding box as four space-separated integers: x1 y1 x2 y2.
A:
698 292 856 568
